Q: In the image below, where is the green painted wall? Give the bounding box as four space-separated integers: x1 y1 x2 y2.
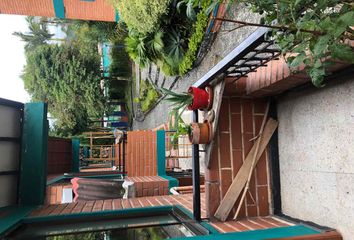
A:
0 206 34 236
52 0 65 18
25 206 174 223
115 11 120 22
156 130 178 189
71 139 80 172
19 103 48 206
170 225 321 240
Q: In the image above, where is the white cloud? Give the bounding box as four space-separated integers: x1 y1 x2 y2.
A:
0 15 30 103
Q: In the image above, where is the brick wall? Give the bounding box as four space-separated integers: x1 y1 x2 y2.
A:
126 131 157 177
45 183 72 205
63 0 115 22
226 56 351 98
205 97 271 220
0 0 54 18
225 58 309 98
125 176 169 197
0 0 115 22
47 137 72 174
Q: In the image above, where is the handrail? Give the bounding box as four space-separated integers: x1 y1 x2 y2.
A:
190 27 281 221
193 27 270 88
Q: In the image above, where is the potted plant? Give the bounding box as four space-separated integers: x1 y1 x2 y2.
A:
161 86 213 111
187 86 213 111
167 110 190 145
189 120 212 144
168 111 212 145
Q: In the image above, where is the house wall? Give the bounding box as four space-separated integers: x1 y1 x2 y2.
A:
277 75 354 239
0 101 22 208
0 0 116 22
125 176 169 197
0 0 55 18
63 0 115 22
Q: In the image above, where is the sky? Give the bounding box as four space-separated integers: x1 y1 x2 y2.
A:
0 15 30 103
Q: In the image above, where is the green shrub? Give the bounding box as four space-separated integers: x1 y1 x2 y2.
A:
179 0 211 75
108 80 127 99
108 0 212 76
109 0 171 34
161 60 179 76
109 38 132 78
136 80 161 112
141 87 160 112
125 30 164 68
162 28 187 75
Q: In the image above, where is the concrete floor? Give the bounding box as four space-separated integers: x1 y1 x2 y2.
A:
277 76 354 240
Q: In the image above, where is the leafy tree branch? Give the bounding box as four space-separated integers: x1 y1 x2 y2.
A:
211 0 354 86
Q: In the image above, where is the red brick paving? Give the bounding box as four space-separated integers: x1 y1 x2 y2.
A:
210 217 294 233
30 194 206 218
30 193 296 235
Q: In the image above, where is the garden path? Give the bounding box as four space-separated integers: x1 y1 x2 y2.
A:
132 4 260 130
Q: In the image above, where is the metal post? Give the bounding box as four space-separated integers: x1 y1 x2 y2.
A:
122 132 126 175
192 110 201 221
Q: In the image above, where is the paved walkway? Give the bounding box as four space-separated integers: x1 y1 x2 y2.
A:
277 77 354 240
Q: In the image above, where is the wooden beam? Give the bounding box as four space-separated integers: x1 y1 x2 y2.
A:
205 79 226 168
233 101 270 219
85 158 116 161
83 131 115 135
214 118 278 221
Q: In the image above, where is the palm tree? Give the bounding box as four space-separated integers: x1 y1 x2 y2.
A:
125 29 164 68
13 16 54 52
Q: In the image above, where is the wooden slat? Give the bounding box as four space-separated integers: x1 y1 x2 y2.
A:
214 118 278 221
204 80 226 168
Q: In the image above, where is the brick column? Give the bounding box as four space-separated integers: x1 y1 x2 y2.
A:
125 176 169 197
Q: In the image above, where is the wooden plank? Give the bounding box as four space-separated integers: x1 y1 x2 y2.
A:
204 79 226 168
233 101 270 219
85 158 116 161
214 118 278 221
